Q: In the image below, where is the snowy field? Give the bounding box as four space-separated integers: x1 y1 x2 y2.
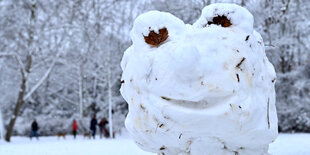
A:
0 133 309 155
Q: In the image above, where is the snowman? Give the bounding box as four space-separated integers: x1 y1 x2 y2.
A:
120 3 277 155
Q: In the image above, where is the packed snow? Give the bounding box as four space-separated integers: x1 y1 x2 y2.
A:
194 3 254 33
0 135 152 155
121 3 277 155
0 134 309 155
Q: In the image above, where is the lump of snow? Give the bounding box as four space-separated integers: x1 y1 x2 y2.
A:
120 3 278 155
130 10 186 50
194 3 254 33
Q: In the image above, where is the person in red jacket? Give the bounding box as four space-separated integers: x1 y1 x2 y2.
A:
72 119 78 139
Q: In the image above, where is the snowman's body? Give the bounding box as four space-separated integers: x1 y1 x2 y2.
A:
120 3 277 155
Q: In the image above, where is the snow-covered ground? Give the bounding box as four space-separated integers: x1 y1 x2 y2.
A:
0 133 309 155
269 133 310 155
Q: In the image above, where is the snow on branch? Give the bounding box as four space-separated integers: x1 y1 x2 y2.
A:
0 53 26 76
23 51 61 100
0 53 13 57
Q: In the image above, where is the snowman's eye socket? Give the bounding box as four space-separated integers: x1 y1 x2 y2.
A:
143 27 169 47
206 15 232 27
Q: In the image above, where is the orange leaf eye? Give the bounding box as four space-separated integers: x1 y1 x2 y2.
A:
144 27 169 47
207 15 232 27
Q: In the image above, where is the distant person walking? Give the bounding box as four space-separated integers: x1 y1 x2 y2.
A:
99 118 109 138
72 119 78 139
30 119 39 140
90 115 98 139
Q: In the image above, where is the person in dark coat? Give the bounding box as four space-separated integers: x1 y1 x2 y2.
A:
30 119 39 140
99 118 109 138
90 115 98 139
72 119 78 139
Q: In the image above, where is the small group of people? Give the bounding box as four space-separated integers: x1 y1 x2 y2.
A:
90 115 109 139
29 115 109 139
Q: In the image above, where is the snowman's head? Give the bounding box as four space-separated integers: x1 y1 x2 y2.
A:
121 3 275 106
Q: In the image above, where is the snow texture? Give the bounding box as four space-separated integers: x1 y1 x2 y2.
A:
0 134 308 155
0 135 153 155
121 3 277 155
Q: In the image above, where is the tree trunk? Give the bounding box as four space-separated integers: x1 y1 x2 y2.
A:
5 72 27 142
5 1 36 142
5 54 32 142
79 65 85 117
0 109 4 140
108 67 113 138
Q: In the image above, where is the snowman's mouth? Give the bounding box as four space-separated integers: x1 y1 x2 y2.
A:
161 96 209 109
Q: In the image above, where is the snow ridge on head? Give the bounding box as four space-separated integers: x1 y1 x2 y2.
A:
194 3 254 33
130 10 186 50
